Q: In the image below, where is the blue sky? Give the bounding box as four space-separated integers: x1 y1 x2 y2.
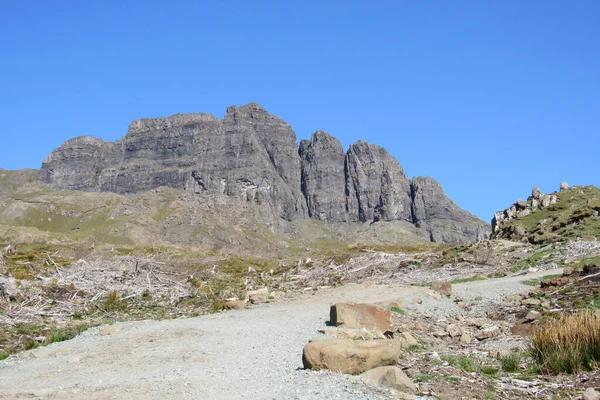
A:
1 1 598 222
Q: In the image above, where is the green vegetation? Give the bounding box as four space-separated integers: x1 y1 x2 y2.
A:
510 247 559 273
0 322 95 359
414 374 461 384
390 306 405 315
569 255 600 272
521 274 562 286
481 366 499 377
500 351 521 372
530 310 600 374
451 276 487 284
502 186 600 244
441 355 482 373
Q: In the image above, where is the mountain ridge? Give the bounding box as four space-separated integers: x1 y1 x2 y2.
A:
37 103 490 244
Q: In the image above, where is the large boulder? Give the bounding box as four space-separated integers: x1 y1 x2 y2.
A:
330 303 394 336
302 338 402 374
360 366 417 394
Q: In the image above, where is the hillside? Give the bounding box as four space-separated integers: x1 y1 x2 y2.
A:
492 184 600 244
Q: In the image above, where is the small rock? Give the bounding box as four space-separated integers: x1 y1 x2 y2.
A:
467 319 486 328
414 322 425 331
412 298 422 304
99 326 121 336
426 291 442 300
269 291 285 300
541 301 551 309
460 333 472 344
521 298 541 306
531 186 542 199
393 391 414 400
526 310 542 321
360 366 417 394
446 324 463 338
427 351 442 362
476 327 500 341
488 351 500 359
223 300 246 310
584 387 600 400
247 287 269 304
431 281 452 297
400 332 418 346
504 294 523 305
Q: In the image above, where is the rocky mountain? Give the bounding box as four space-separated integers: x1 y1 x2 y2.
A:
38 103 490 243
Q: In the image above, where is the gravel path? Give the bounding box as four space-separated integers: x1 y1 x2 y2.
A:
0 269 561 400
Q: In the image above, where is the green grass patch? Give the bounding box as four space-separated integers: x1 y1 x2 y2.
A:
481 366 499 376
451 276 487 284
521 274 562 286
414 374 461 384
501 351 521 372
390 306 405 315
442 355 482 373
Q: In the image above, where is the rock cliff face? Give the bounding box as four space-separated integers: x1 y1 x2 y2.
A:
411 177 489 243
299 131 347 222
39 103 490 243
345 141 413 224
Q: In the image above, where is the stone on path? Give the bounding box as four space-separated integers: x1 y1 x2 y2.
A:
360 366 416 394
302 338 402 375
330 302 394 336
430 281 452 297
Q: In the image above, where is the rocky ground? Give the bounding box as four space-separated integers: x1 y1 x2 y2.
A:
1 238 600 399
0 268 575 400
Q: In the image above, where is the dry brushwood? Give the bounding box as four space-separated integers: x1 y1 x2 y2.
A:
0 255 196 326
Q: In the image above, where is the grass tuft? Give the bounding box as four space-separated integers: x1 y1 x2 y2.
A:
530 310 600 374
500 351 521 372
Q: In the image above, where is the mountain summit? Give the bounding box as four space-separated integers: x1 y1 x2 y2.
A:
39 103 489 243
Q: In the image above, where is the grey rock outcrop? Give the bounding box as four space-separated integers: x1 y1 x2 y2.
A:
492 186 557 238
411 177 490 243
299 131 347 222
38 136 122 192
345 141 413 223
39 103 490 243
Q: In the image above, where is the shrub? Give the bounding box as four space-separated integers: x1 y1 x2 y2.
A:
530 310 600 374
501 351 521 372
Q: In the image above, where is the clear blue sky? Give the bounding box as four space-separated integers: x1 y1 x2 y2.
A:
1 1 598 222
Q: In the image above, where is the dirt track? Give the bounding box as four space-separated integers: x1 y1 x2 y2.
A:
0 269 560 400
